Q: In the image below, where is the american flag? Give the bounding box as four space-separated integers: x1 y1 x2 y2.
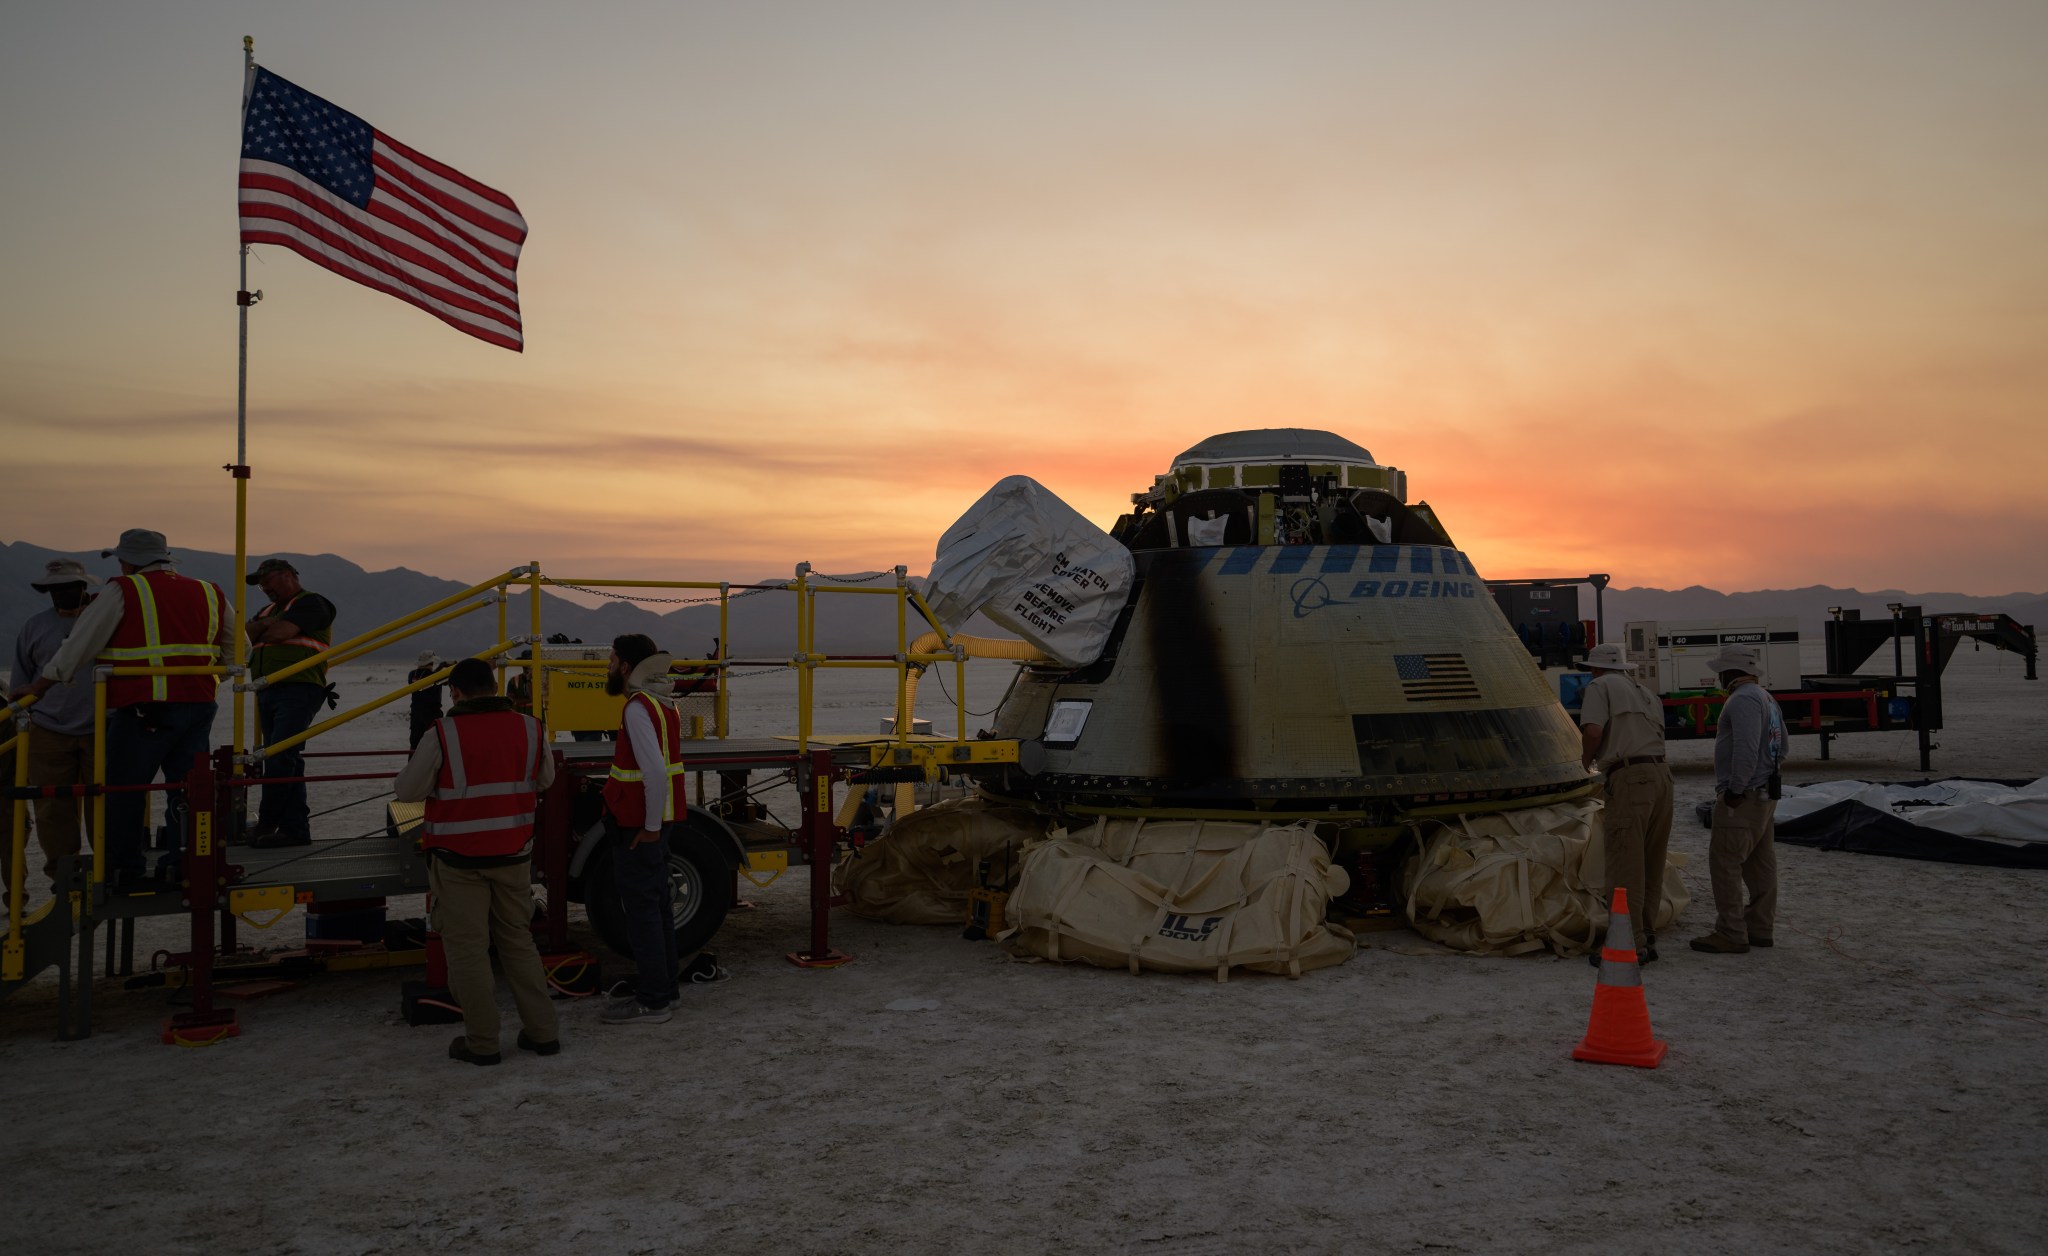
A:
238 67 526 351
1394 653 1480 701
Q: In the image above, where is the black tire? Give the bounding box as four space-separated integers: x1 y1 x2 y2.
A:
583 823 735 963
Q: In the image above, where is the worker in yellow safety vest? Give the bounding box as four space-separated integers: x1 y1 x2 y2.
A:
243 557 337 848
597 633 688 1026
26 529 232 888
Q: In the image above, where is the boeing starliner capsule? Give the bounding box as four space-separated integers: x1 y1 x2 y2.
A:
965 429 1593 824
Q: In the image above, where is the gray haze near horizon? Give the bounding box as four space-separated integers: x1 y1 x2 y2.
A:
3 538 2042 672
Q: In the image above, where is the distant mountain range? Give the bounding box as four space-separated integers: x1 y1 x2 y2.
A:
1592 584 2045 640
0 539 942 670
2 538 2040 670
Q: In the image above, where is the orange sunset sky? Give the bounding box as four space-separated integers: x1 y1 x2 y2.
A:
4 2 2045 595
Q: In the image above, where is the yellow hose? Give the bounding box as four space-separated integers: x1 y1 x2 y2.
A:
892 632 1047 816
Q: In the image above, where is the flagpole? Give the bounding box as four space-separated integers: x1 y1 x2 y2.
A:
230 35 256 766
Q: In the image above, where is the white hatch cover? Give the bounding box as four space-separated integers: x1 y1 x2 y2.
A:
916 475 1135 668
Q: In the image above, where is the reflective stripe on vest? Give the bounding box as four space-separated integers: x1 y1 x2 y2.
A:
604 692 687 826
423 711 544 856
98 571 226 705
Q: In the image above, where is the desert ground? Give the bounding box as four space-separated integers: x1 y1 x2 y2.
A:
3 645 2044 1255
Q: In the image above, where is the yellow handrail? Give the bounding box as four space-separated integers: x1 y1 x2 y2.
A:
0 691 40 757
91 678 106 885
542 578 735 589
495 580 509 691
250 568 526 689
258 638 526 759
12 560 1011 909
795 565 813 753
317 597 495 672
528 562 543 729
5 700 36 970
717 588 730 737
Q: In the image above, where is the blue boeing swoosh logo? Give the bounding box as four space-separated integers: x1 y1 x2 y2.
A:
1290 577 1349 619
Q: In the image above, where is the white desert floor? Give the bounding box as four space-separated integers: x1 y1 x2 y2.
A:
2 647 2044 1255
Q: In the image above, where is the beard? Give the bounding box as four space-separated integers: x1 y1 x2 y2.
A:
605 670 625 696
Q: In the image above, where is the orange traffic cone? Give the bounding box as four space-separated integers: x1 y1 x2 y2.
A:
1572 886 1668 1068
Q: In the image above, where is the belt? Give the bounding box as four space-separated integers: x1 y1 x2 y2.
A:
1612 755 1666 769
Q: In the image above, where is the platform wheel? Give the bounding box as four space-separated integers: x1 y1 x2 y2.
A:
583 825 735 964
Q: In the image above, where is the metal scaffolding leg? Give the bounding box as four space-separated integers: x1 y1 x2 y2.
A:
160 749 238 1046
54 897 75 1042
787 749 851 969
70 907 95 1042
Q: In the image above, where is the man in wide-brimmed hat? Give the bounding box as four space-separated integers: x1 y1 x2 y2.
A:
6 560 102 886
1692 644 1788 955
1578 641 1674 963
24 530 232 888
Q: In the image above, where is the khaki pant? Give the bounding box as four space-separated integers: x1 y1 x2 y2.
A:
29 729 93 882
429 857 559 1056
1708 793 1778 944
1601 762 1673 944
0 742 18 889
2 727 95 887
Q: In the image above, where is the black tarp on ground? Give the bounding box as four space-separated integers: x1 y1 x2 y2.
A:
1772 778 2048 869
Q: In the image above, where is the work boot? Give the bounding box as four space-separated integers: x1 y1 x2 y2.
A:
448 1036 501 1066
516 1030 561 1056
1749 936 1775 948
600 998 673 1025
247 828 311 849
1689 932 1750 954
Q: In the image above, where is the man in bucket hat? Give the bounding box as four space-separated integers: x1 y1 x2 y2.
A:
1577 641 1673 963
6 560 102 886
1692 643 1787 955
23 530 232 888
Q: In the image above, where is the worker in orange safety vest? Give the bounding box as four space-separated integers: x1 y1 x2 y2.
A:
393 657 560 1065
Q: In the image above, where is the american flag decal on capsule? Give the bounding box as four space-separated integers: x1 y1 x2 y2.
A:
1394 653 1480 701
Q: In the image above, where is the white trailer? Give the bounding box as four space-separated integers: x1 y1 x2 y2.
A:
1622 617 1801 694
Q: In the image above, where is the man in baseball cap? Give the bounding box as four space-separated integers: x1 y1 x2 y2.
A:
1693 643 1789 955
1577 642 1673 963
8 561 103 885
243 557 338 847
245 557 298 585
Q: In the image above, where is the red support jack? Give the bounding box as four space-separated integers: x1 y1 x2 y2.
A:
162 748 240 1047
787 748 851 968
